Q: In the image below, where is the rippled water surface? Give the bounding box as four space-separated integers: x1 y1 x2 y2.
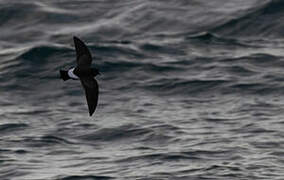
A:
1 0 284 179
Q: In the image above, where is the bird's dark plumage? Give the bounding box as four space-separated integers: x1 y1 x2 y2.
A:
80 77 99 116
60 70 70 81
60 36 100 116
74 36 92 67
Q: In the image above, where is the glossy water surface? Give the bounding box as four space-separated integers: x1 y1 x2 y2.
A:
1 0 284 179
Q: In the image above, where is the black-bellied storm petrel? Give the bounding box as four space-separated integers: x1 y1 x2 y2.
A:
60 36 100 116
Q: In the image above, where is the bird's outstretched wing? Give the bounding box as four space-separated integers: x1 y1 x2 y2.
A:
80 76 99 116
73 36 92 67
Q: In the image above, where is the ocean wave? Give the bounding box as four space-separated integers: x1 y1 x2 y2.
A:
0 1 78 28
76 123 173 143
0 123 28 133
186 32 251 47
22 135 75 148
142 78 228 96
116 152 200 164
92 43 145 59
17 45 72 62
116 149 234 164
212 0 284 38
58 175 114 180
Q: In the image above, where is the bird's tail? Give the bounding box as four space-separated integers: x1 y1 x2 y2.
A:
60 70 70 81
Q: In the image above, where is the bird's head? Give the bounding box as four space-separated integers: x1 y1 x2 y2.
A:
91 68 101 76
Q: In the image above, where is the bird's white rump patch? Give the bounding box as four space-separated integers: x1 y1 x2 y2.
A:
68 68 79 79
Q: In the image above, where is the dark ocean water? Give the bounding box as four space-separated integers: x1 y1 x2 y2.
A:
1 0 284 179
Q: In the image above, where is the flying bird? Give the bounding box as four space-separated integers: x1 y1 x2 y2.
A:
60 36 100 116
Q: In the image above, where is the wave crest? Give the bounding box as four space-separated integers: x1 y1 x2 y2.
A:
212 0 284 38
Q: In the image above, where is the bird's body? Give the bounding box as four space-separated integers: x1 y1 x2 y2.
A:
60 36 100 116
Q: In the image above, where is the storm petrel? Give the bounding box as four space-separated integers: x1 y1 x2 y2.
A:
60 36 100 116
